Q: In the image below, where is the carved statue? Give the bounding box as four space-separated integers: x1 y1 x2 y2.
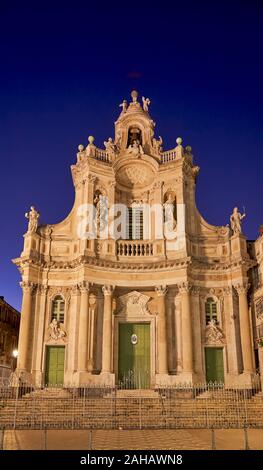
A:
127 139 143 156
230 207 246 234
94 194 108 235
119 100 127 113
205 319 224 344
142 96 150 112
48 318 66 341
152 136 163 154
25 206 40 233
104 137 116 160
163 194 177 234
131 90 138 103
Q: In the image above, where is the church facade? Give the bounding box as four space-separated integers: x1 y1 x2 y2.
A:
14 91 263 388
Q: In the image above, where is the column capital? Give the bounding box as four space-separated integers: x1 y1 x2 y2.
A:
222 286 232 296
177 281 192 294
37 284 49 295
191 286 201 296
20 281 36 293
88 174 97 184
102 285 114 296
234 282 250 295
78 281 90 293
70 284 80 296
155 285 167 296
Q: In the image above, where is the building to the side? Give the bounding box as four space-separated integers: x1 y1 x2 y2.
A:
0 296 20 381
13 91 263 388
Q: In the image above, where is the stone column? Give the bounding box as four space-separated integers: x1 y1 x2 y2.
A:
87 293 97 372
101 285 114 373
235 283 254 373
166 294 174 373
155 285 168 374
77 282 89 371
178 282 193 373
17 281 35 371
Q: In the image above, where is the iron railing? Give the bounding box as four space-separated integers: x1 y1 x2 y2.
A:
0 376 262 431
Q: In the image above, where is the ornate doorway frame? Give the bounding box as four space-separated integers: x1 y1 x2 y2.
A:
113 291 156 388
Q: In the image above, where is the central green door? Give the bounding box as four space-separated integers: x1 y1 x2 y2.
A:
205 347 224 383
118 323 150 389
45 346 65 386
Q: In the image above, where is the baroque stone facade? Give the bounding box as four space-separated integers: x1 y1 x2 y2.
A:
13 91 262 388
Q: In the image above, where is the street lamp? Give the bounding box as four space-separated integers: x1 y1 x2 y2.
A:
12 349 18 359
12 349 18 371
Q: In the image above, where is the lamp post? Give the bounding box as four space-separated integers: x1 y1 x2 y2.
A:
12 349 18 371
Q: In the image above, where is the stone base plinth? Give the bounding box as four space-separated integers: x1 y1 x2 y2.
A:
225 372 257 389
72 371 115 388
155 372 194 387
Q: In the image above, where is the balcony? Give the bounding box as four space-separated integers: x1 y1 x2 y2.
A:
116 240 165 261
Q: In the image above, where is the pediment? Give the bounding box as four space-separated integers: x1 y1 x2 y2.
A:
117 291 151 316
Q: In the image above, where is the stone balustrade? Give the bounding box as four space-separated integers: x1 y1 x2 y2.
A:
161 149 177 163
117 240 154 257
94 148 111 163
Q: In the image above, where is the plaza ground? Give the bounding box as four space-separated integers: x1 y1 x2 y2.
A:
2 429 263 450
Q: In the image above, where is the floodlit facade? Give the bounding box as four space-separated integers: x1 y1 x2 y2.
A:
13 91 263 388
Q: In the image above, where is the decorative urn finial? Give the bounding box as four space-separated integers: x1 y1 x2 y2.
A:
176 137 183 146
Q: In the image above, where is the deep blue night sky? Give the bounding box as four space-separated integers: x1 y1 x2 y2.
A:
0 1 262 310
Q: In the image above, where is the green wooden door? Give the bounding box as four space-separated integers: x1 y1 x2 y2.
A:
45 346 65 386
118 323 150 389
205 347 224 383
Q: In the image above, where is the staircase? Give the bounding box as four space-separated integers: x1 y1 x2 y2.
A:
1 387 263 429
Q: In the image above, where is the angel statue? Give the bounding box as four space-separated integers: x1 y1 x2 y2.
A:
152 136 163 154
25 206 40 233
119 100 128 113
104 137 116 161
230 207 246 234
142 96 150 112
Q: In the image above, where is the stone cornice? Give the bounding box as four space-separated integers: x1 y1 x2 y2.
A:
191 257 256 272
13 252 256 275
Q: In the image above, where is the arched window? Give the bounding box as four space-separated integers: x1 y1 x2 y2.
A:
51 295 65 323
205 297 218 325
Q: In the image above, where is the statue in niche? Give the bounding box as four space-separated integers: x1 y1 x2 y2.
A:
48 318 66 341
119 100 128 113
127 139 143 156
104 137 116 160
25 206 40 233
230 207 246 234
152 136 163 154
163 194 177 235
142 96 150 112
94 193 108 235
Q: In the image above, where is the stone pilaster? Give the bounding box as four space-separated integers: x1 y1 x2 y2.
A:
178 282 193 375
101 285 114 373
77 282 89 372
191 286 203 378
17 281 35 372
33 285 48 386
155 285 168 374
234 282 254 374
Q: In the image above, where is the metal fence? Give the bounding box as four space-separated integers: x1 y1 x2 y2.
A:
0 377 262 431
